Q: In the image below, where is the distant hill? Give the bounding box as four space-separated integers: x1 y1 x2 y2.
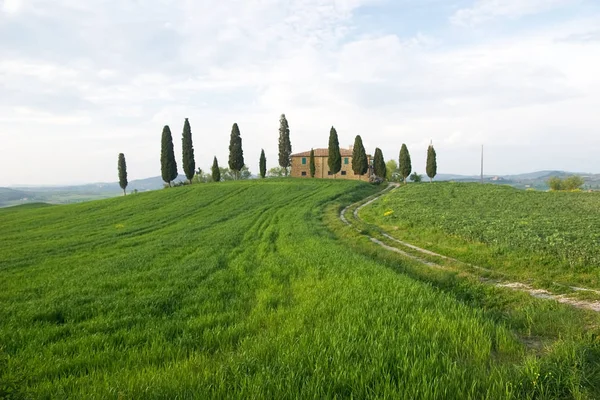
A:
436 171 600 190
0 188 32 203
1 175 188 207
3 170 599 208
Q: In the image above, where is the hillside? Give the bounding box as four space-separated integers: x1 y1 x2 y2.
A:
0 175 188 207
436 171 600 190
1 180 599 398
3 170 597 208
361 182 600 289
0 187 30 203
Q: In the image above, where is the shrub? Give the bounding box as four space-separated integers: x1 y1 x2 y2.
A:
547 176 584 191
409 172 422 183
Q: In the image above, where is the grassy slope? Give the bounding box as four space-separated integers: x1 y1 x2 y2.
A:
0 180 598 398
360 183 600 290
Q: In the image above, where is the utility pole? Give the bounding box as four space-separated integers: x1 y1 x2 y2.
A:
480 145 484 184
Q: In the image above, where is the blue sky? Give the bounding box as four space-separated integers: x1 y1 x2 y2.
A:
1 0 600 185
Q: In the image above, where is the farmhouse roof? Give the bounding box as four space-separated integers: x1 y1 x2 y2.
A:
291 148 354 157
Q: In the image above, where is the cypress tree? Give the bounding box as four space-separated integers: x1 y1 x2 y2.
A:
278 114 292 176
426 142 437 183
351 135 368 180
118 153 128 196
228 123 244 180
182 118 195 184
259 149 267 179
328 126 341 178
399 143 412 184
373 148 386 179
309 149 316 178
212 157 221 182
161 125 178 187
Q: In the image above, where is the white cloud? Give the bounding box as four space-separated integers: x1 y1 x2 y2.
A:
1 0 21 14
451 0 577 26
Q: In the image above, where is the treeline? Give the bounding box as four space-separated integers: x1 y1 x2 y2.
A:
367 141 437 184
117 114 294 195
301 127 438 184
116 114 439 195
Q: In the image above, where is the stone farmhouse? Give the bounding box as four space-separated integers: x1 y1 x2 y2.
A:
290 148 372 180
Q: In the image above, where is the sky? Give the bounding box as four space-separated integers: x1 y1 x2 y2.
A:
1 0 600 186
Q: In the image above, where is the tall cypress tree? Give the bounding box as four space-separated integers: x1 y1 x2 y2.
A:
278 114 292 176
118 153 128 196
351 135 368 180
328 126 341 178
309 149 316 178
259 149 267 179
212 157 221 182
182 118 195 184
399 143 412 184
228 123 244 180
161 125 178 187
426 142 437 183
373 148 386 179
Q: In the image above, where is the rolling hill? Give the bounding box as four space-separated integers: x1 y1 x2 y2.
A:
3 170 598 208
1 180 599 398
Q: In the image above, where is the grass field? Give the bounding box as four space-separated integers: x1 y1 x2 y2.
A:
1 180 599 399
360 183 600 291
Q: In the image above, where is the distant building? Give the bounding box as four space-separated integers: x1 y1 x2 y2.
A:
290 148 372 180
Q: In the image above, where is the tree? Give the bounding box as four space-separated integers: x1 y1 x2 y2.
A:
161 125 178 187
548 175 585 191
564 175 585 190
228 123 244 179
268 167 286 177
386 160 399 182
426 142 437 183
278 114 292 176
351 135 369 180
328 126 341 177
212 157 221 182
373 148 386 179
193 168 211 183
182 118 196 184
410 172 422 183
399 143 412 184
309 149 316 178
547 177 563 191
118 153 128 196
259 149 267 179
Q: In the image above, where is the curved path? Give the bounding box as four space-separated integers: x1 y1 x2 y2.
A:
340 184 600 313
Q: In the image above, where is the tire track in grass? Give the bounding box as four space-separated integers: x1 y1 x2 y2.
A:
341 184 600 313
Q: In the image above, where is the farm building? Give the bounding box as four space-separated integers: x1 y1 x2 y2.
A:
290 148 372 180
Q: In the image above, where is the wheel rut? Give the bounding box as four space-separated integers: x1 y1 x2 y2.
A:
340 184 600 313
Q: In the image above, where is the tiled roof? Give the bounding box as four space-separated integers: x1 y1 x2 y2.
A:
291 148 354 157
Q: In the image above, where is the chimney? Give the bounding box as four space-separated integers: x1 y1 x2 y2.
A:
348 145 353 151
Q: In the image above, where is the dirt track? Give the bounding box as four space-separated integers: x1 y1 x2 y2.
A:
341 183 600 313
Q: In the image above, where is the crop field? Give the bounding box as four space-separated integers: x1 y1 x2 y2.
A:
1 180 599 398
360 183 600 290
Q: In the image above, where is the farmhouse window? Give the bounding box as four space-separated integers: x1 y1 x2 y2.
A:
302 157 307 165
341 171 347 176
301 171 307 176
344 158 349 165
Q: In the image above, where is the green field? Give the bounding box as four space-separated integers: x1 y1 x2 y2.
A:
360 183 600 291
1 180 599 399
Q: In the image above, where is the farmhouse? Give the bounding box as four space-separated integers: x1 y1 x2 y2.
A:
290 148 372 180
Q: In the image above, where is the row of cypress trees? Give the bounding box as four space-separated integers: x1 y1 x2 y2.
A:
321 126 437 183
117 114 437 194
320 127 369 179
370 143 437 183
120 115 292 192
